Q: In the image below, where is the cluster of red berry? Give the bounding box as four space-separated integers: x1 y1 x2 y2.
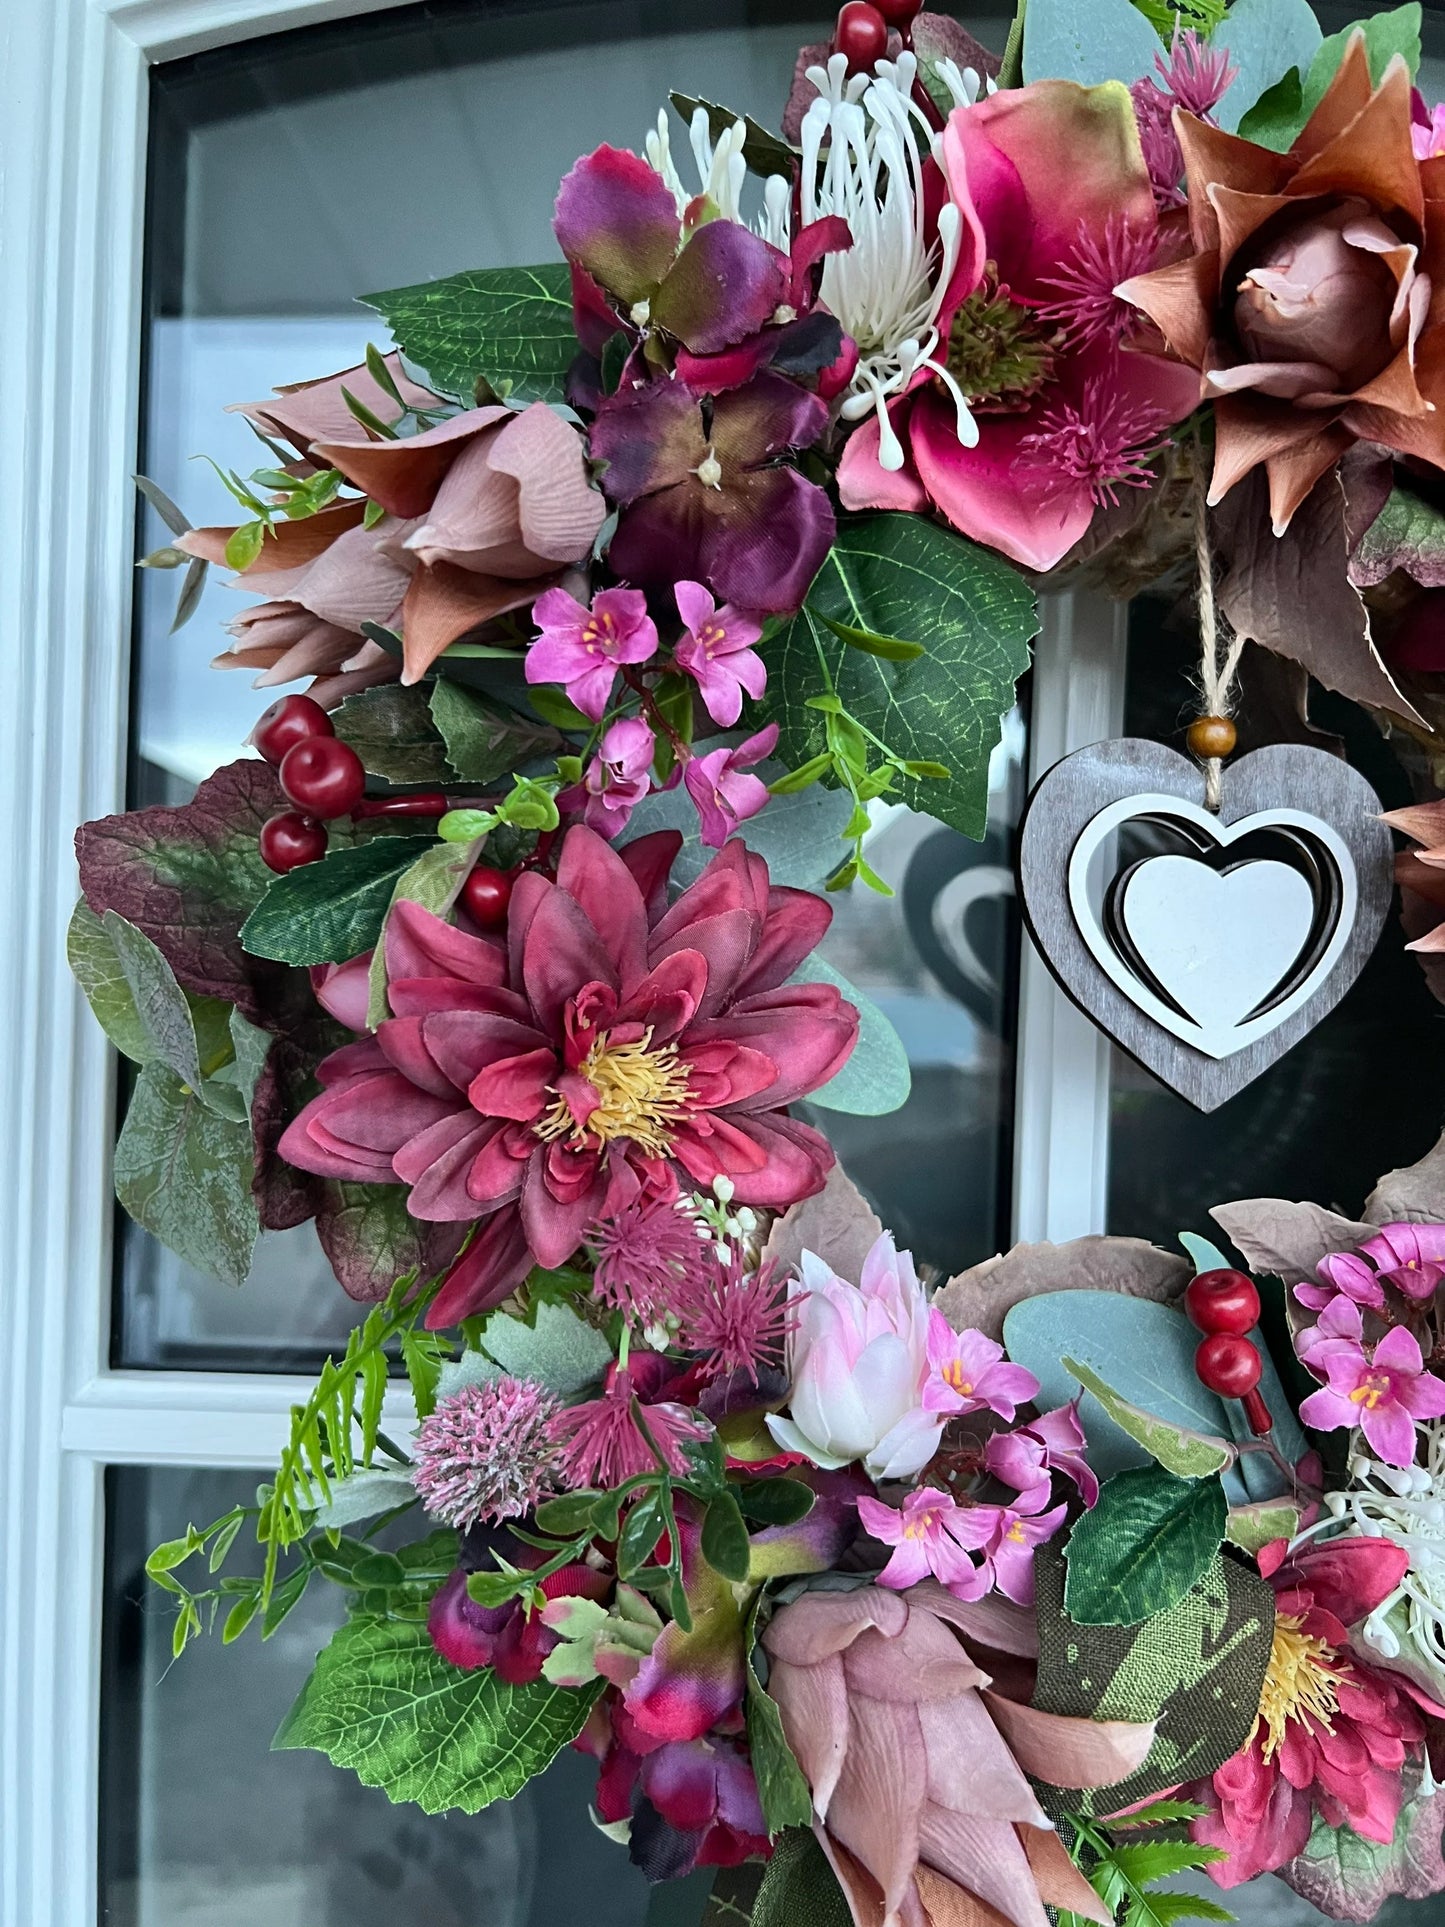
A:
1185 1268 1274 1437
833 0 923 73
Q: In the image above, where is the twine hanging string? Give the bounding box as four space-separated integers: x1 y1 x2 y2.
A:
1193 481 1244 811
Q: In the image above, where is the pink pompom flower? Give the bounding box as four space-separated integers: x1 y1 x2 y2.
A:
411 1375 562 1529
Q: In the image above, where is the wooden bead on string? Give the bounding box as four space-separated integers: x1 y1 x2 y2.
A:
1186 715 1237 761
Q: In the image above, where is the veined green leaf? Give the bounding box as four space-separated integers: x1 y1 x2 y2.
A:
241 835 437 965
363 264 578 405
1063 1466 1227 1626
114 1064 259 1288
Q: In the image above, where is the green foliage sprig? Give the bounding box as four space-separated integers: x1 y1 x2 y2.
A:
1060 1802 1233 1927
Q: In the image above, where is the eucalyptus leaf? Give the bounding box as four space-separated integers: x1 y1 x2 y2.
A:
1003 1291 1306 1504
1210 0 1322 131
114 1063 259 1288
790 955 910 1117
241 836 437 966
477 1301 613 1397
625 763 855 889
761 516 1036 842
363 264 578 405
1064 1466 1227 1626
1062 1358 1234 1481
1022 0 1161 84
1178 1233 1234 1275
273 1613 602 1812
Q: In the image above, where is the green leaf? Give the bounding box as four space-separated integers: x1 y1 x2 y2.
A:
365 836 481 1026
617 1492 666 1577
790 954 910 1117
1110 1842 1226 1885
362 264 578 405
1280 1764 1445 1918
735 1479 815 1528
1109 1798 1211 1829
68 899 154 1063
1210 0 1321 133
745 1600 813 1835
667 92 796 178
1225 1499 1302 1555
220 1007 272 1108
225 521 267 571
469 1300 614 1396
533 1491 606 1536
240 836 437 965
332 683 451 784
102 908 205 1090
1063 1466 1227 1626
818 614 925 662
751 1830 852 1927
700 1493 751 1583
1062 1357 1234 1481
429 679 561 785
1353 478 1445 588
1239 3 1421 148
135 473 192 536
762 515 1037 841
273 1612 602 1811
114 1064 259 1287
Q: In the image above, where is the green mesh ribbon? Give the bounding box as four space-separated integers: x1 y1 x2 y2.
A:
1030 1544 1274 1817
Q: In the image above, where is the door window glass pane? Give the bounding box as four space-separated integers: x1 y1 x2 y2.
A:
120 0 1024 1370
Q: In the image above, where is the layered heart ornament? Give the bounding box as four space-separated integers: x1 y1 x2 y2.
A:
1018 741 1394 1110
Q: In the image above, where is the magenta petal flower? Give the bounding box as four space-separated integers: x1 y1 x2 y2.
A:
1296 1248 1387 1313
974 1483 1069 1606
589 374 834 614
922 1310 1041 1420
985 1399 1099 1508
858 1487 993 1598
1299 1323 1445 1466
1362 1222 1445 1302
277 827 858 1321
525 584 659 721
672 581 767 727
683 724 777 848
579 716 655 838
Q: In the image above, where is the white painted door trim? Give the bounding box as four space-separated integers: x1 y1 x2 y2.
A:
0 2 1124 1918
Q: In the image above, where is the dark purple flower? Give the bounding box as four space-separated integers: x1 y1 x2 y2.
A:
428 1561 609 1682
590 374 834 614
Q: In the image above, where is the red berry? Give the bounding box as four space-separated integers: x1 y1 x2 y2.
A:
875 0 923 23
834 1 888 72
1195 1332 1262 1401
1184 1268 1261 1336
259 810 328 874
253 694 333 767
461 865 514 930
279 736 366 819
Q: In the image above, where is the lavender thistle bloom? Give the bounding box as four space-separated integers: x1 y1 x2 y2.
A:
412 1376 562 1529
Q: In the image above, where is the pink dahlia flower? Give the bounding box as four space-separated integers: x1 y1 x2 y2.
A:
1188 1536 1424 1886
278 827 857 1325
837 81 1200 571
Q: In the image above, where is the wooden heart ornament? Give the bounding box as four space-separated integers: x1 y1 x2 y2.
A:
1018 741 1393 1111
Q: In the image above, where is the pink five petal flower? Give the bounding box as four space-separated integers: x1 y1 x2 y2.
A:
672 580 767 728
922 1309 1041 1420
1362 1222 1445 1302
974 1482 1069 1606
857 1487 992 1599
985 1399 1099 1507
1299 1323 1445 1467
683 723 778 849
524 584 659 721
577 715 655 838
1296 1248 1386 1313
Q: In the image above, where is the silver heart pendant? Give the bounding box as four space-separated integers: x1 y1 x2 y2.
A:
1018 741 1394 1111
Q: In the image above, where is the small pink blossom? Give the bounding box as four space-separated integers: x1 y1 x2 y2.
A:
972 1483 1069 1606
578 715 655 837
1413 99 1445 160
1299 1324 1445 1467
922 1311 1040 1421
857 1486 993 1598
683 723 777 848
672 580 767 727
524 584 658 720
1296 1250 1386 1313
1297 1222 1445 1311
548 1361 709 1487
1295 1292 1368 1372
984 1399 1099 1507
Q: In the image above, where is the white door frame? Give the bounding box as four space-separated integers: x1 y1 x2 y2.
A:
0 4 1123 1917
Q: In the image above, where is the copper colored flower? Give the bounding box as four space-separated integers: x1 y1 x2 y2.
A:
762 1580 1157 1927
1118 36 1445 534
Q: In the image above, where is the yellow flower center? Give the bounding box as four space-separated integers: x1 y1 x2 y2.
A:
941 1361 974 1396
904 1508 941 1540
1251 1612 1347 1762
535 1031 693 1158
1006 1520 1028 1543
1349 1373 1391 1411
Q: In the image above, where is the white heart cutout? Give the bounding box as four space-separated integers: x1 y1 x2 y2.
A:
1066 792 1359 1063
1119 857 1317 1044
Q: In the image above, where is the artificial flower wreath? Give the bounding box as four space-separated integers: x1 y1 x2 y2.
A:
73 0 1445 1920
